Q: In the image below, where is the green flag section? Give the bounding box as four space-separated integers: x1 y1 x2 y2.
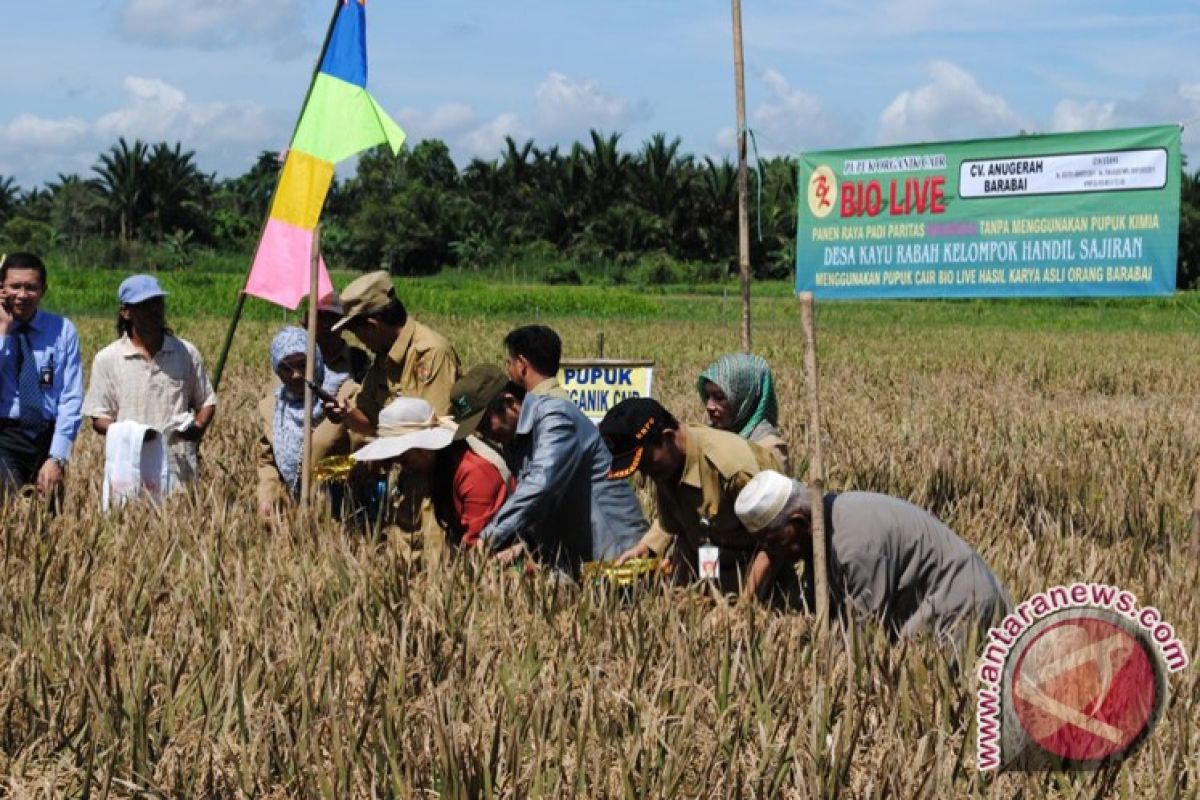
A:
796 125 1181 299
291 73 407 165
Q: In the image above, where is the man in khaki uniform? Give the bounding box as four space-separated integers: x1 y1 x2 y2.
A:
599 397 793 603
331 271 460 424
326 271 460 547
503 324 569 400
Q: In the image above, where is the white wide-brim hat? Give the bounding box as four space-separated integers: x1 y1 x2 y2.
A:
351 396 455 462
351 426 454 462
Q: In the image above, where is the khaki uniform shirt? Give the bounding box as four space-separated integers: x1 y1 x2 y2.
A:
530 377 570 401
352 318 459 538
352 318 460 420
83 334 216 485
255 380 356 509
647 424 777 593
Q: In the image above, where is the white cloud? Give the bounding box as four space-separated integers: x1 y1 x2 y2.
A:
95 76 274 144
534 72 645 135
396 102 477 143
1050 99 1118 133
458 113 530 159
877 61 1031 144
0 114 90 149
715 67 860 154
0 76 280 187
118 0 308 57
1050 81 1200 151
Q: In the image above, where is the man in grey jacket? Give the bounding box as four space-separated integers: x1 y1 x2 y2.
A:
451 364 647 576
736 470 1010 651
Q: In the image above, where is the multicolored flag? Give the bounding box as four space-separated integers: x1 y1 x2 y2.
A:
244 0 405 309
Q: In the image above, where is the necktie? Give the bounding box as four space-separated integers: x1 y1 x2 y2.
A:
15 325 45 430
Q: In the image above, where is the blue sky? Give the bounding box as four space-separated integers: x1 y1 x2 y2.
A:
3 0 1199 188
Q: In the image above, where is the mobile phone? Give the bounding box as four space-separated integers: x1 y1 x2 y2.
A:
305 378 337 404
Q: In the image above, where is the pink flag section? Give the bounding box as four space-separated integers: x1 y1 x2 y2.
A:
245 218 335 310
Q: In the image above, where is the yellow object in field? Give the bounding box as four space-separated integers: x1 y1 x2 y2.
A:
582 558 666 587
314 455 355 483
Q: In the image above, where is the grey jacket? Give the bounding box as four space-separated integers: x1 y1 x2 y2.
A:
480 394 648 574
823 491 1010 646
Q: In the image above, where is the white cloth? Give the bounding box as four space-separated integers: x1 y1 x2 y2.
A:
102 421 168 511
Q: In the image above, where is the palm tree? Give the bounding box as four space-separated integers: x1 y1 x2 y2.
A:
143 142 208 241
93 137 149 243
0 175 20 225
46 173 103 246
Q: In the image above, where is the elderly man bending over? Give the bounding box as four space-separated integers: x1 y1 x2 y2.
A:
736 471 1010 651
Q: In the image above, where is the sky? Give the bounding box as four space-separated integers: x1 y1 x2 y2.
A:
3 0 1200 189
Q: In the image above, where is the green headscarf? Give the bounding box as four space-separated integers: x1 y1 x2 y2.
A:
697 353 779 438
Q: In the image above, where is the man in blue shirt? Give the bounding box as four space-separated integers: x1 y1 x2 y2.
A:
0 252 83 504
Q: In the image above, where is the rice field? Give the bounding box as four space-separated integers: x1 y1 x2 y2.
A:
1 294 1198 797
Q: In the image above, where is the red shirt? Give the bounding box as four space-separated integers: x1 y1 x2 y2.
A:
446 448 511 546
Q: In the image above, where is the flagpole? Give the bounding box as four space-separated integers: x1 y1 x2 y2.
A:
300 225 321 509
211 0 344 391
732 0 752 353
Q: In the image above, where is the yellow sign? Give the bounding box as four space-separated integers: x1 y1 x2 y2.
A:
557 359 654 422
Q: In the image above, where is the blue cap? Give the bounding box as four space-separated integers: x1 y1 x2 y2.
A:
118 274 168 305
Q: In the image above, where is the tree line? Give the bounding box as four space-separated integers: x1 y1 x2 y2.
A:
2 133 1199 288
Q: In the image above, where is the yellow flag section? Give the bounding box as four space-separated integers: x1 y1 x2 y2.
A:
558 359 655 422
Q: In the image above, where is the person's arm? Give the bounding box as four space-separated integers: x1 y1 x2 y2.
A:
47 321 84 463
478 407 583 551
83 351 118 437
179 344 217 441
256 430 285 520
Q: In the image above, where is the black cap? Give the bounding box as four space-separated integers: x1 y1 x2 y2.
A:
598 397 674 479
450 365 510 440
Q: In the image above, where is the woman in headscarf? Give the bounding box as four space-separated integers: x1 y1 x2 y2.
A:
256 326 353 520
697 353 789 472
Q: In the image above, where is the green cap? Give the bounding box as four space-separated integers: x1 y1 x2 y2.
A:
331 271 396 332
450 365 510 440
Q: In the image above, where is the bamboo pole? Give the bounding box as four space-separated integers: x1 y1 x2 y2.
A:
800 291 830 626
731 0 752 353
300 225 321 509
210 0 343 391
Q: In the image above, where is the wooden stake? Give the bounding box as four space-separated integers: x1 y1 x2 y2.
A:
731 0 752 353
300 225 321 509
800 291 830 626
1190 468 1200 558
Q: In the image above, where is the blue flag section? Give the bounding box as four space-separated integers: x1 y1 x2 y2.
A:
796 126 1182 299
319 0 368 88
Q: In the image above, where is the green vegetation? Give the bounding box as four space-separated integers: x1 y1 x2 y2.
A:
35 264 1200 334
5 134 1200 289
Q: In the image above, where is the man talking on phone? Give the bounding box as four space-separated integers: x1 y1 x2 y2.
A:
0 252 83 507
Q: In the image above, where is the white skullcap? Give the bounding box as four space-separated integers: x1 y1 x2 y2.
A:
735 470 795 533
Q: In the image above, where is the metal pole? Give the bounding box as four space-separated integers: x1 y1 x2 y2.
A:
732 0 752 353
800 292 830 626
